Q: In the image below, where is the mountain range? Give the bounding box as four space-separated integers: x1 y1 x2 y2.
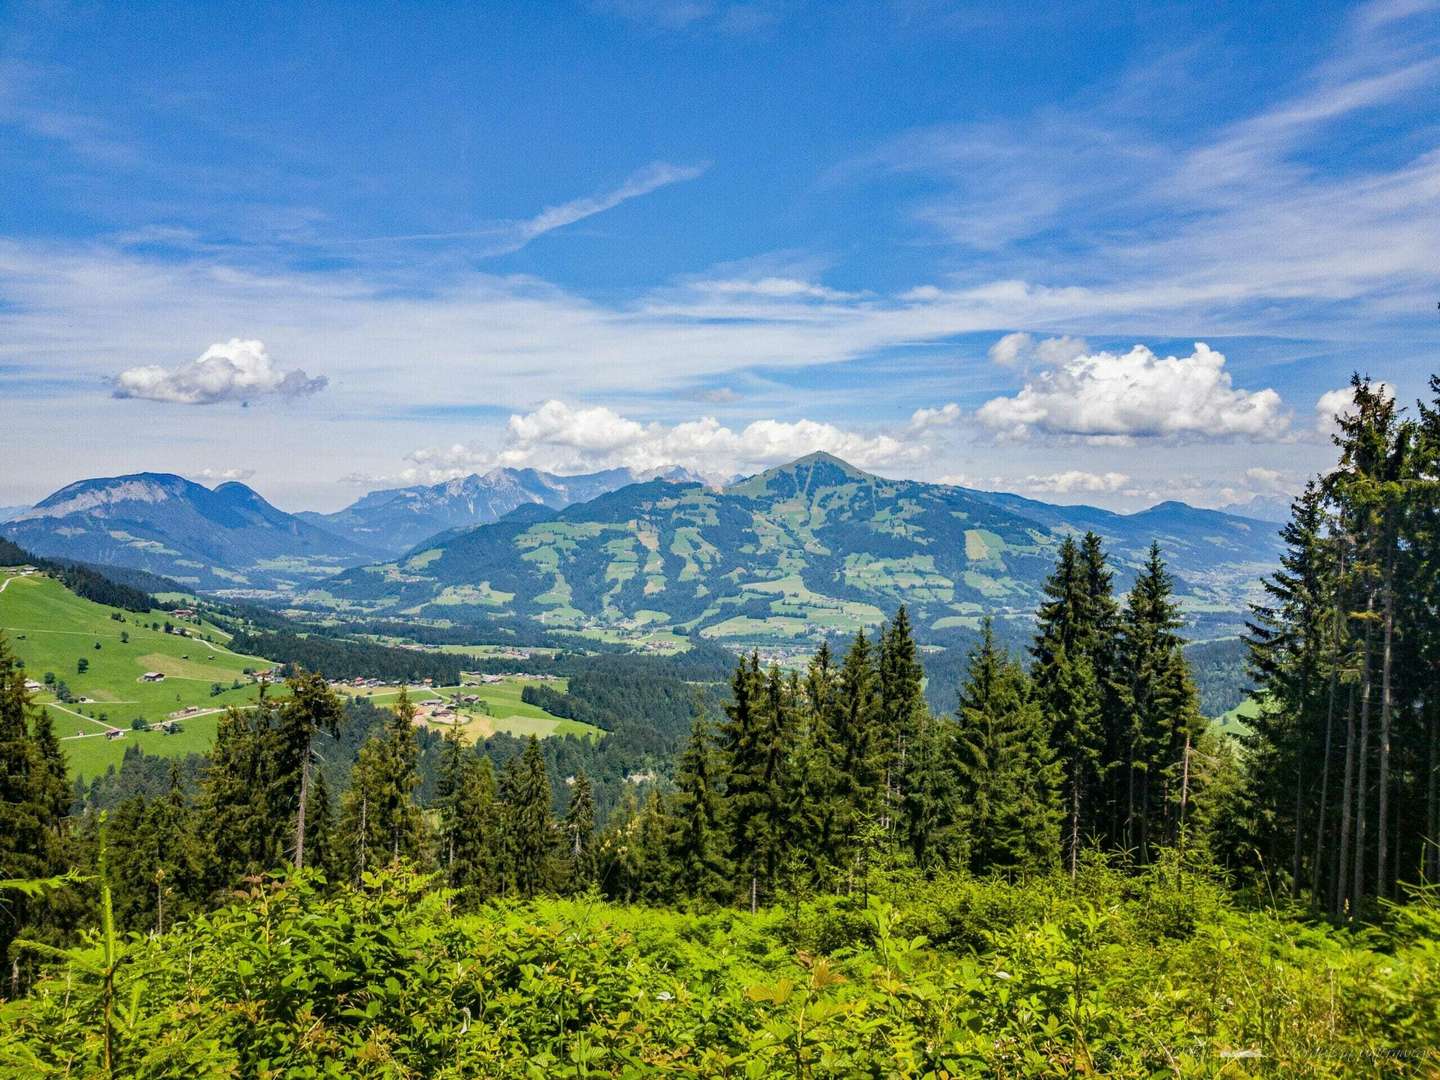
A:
316 452 1285 643
1 474 371 593
297 466 700 558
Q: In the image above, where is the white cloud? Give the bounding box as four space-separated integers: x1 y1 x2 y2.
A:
695 277 860 301
1314 382 1395 433
987 332 1089 368
187 467 256 483
907 402 961 431
1020 470 1131 494
112 339 327 405
696 387 742 404
511 161 708 250
977 343 1288 441
402 400 932 482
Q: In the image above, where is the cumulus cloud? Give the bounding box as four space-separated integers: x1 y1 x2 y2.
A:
907 402 961 432
187 467 256 483
1314 382 1394 433
112 339 327 405
1020 470 1131 494
402 400 935 482
977 342 1288 441
987 332 1089 369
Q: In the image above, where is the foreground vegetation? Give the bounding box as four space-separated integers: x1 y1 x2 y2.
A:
3 861 1437 1078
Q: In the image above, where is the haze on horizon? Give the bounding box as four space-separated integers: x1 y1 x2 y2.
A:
1 0 1437 514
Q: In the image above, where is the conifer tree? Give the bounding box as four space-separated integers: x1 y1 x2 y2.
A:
563 768 597 891
954 619 1060 874
0 635 65 975
277 670 344 871
336 688 428 882
878 607 926 834
1049 643 1102 877
199 701 285 887
304 768 334 879
899 707 956 869
1119 543 1203 861
502 736 554 897
827 632 882 876
1034 541 1108 871
669 713 730 903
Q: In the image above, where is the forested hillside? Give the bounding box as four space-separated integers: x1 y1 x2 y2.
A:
319 453 1283 644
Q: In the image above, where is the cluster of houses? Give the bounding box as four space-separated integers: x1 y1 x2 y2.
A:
464 671 561 685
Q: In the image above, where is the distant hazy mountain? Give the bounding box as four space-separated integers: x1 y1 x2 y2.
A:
298 465 705 557
2 473 373 593
0 505 28 523
320 452 1284 643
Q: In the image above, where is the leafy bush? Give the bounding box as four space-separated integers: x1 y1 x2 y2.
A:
2 867 1437 1078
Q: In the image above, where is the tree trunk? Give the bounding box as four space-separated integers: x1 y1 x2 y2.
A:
1352 615 1374 916
1313 669 1337 905
1335 688 1356 919
1376 538 1396 899
294 737 312 871
1426 701 1439 883
1178 732 1192 854
1069 764 1081 880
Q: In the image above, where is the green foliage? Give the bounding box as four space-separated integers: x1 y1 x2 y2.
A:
2 865 1437 1077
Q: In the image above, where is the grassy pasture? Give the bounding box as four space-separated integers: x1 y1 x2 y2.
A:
0 572 271 779
336 676 601 743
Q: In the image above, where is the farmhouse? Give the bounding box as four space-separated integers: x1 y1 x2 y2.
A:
141 671 166 683
24 679 42 692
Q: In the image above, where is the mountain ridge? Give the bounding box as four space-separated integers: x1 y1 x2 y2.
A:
318 454 1283 643
2 472 372 594
298 465 705 557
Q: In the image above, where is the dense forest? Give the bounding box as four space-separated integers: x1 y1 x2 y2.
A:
1 376 1438 1074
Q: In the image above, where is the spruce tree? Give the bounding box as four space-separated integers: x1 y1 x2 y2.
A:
878 606 926 834
955 619 1060 874
827 632 882 877
503 736 554 897
277 670 344 871
669 713 731 904
336 688 428 883
1119 543 1202 862
563 768 597 891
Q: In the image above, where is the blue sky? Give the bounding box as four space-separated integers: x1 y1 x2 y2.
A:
1 0 1437 511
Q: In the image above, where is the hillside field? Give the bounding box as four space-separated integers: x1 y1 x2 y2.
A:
0 570 271 779
335 676 602 742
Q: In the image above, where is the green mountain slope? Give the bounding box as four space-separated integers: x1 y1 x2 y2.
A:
318 453 1283 643
0 568 273 779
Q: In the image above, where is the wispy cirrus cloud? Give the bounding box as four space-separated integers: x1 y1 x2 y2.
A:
355 160 708 255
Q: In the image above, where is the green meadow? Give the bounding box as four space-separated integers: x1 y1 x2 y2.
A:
335 675 602 742
0 571 271 780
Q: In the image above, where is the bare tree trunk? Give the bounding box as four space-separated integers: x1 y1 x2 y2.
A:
358 794 368 883
1353 616 1374 915
1178 733 1192 854
1376 538 1396 899
1426 701 1439 883
1313 670 1338 904
1069 768 1081 880
1335 688 1356 919
294 738 311 871
1125 741 1136 856
750 874 758 915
